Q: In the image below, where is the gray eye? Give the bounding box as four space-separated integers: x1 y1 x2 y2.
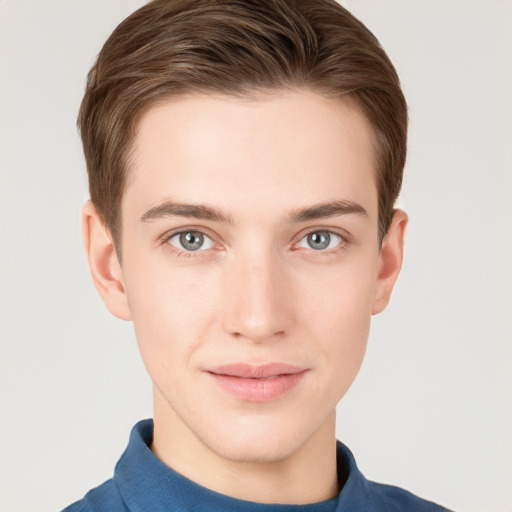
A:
307 231 331 250
180 231 204 251
297 231 343 251
167 231 214 252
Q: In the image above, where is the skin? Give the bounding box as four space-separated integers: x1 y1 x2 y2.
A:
82 90 407 504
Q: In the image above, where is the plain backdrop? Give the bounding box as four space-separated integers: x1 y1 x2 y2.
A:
1 1 511 511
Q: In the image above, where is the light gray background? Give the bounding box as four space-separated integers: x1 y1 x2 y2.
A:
1 1 511 511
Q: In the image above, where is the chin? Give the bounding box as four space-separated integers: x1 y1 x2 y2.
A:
200 412 321 464
211 433 300 464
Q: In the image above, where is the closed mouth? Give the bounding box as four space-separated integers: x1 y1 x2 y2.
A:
206 363 308 401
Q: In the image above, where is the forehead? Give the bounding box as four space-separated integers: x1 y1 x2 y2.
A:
124 90 378 222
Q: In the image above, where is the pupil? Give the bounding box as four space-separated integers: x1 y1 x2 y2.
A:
180 231 203 251
308 232 330 250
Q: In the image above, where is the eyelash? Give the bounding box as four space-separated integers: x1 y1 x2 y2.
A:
293 229 348 256
160 227 350 258
160 228 217 259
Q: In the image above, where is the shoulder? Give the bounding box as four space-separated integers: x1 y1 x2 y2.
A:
60 479 127 512
365 480 452 512
336 441 452 512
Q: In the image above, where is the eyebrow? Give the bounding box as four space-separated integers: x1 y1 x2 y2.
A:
286 200 368 223
140 199 367 224
140 201 233 223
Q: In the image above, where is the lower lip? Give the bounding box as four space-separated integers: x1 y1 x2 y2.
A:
207 371 307 402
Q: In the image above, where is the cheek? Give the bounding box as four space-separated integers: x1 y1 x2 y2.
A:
123 259 222 374
299 254 377 329
295 257 377 383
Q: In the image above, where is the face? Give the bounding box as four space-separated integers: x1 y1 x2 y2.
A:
85 90 406 466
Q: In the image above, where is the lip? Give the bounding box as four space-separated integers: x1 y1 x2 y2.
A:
206 363 308 402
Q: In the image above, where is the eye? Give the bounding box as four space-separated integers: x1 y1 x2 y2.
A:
297 230 344 251
167 230 214 252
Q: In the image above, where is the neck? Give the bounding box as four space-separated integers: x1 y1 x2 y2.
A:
151 390 339 504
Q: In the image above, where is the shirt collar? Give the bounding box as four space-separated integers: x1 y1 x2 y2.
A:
113 419 370 512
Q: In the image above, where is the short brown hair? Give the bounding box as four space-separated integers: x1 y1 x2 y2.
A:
78 0 407 248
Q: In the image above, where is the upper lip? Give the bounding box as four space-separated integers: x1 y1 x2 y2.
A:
207 363 307 379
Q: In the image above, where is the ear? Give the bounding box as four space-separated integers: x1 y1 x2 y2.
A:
81 200 132 321
372 209 408 315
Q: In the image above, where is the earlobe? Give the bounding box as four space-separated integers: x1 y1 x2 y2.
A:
81 200 132 321
372 209 408 315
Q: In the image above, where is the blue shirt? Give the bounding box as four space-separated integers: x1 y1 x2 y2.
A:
62 419 451 511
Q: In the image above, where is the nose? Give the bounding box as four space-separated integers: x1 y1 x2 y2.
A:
221 249 294 343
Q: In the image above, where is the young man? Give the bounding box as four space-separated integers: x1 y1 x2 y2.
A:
64 0 450 510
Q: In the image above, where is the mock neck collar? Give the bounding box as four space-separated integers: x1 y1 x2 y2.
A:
112 419 370 511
